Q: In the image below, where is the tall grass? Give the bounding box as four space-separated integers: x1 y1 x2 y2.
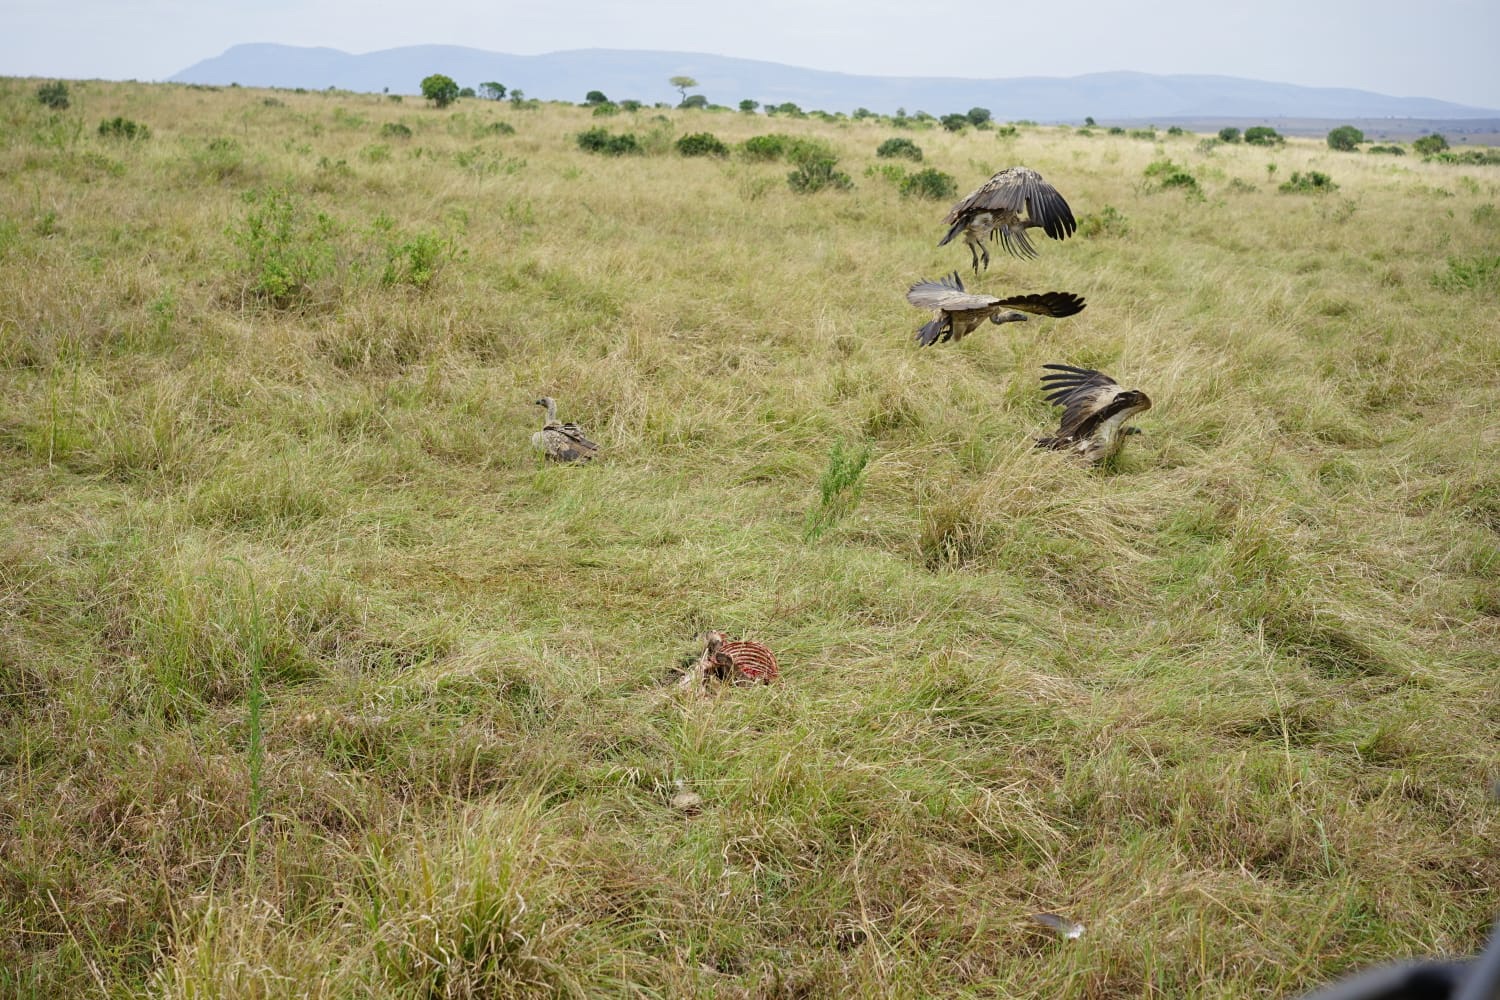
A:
1 77 1497 997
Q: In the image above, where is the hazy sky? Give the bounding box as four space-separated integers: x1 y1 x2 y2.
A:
5 0 1499 110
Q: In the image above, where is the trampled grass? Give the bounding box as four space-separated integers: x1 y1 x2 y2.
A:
1 78 1497 997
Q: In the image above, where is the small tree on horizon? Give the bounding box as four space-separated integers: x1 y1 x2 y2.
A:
585 90 609 105
478 81 506 100
739 99 759 113
1413 133 1449 155
1327 125 1364 151
669 76 698 103
679 94 708 109
420 74 460 108
966 107 992 126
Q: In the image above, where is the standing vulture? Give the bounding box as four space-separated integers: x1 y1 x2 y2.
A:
532 396 599 463
1035 365 1151 464
907 271 1086 347
939 166 1077 273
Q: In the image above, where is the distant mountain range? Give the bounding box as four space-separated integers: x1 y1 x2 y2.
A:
171 45 1500 122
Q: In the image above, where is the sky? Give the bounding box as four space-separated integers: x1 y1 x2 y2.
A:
5 0 1499 111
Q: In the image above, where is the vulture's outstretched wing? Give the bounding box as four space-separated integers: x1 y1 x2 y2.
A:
989 291 1087 319
1039 364 1121 442
943 166 1077 242
905 271 997 312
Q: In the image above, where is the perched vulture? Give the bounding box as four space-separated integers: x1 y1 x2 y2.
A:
907 271 1085 347
939 166 1077 273
531 396 599 463
1035 364 1151 464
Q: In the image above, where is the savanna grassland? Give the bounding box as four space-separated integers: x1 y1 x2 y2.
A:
1 77 1497 998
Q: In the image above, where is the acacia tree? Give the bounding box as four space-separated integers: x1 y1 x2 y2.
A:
420 74 460 108
669 76 698 103
478 82 506 100
1413 133 1449 155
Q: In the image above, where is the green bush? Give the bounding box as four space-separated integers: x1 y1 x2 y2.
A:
1327 125 1364 151
576 127 642 156
993 124 1018 138
899 167 957 201
1244 126 1284 146
675 132 729 157
740 134 786 161
1218 127 1242 143
939 114 968 132
1413 134 1449 156
98 117 150 140
379 122 413 139
36 81 70 110
1128 128 1156 140
1107 126 1125 136
1144 159 1198 193
1279 170 1338 194
876 137 922 161
591 102 619 116
372 216 463 291
1167 126 1185 136
1367 144 1406 156
227 187 336 309
1078 205 1129 238
787 155 853 194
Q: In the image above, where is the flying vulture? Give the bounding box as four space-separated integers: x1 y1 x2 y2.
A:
939 166 1077 273
531 396 599 463
907 271 1086 347
1035 364 1151 464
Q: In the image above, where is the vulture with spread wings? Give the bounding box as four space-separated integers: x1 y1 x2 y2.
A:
907 272 1085 347
939 166 1077 273
532 396 600 463
1035 365 1151 464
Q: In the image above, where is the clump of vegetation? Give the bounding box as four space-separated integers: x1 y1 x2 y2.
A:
1218 126 1242 143
576 127 642 156
1143 158 1199 193
380 122 413 140
36 80 70 109
1432 253 1499 292
787 153 853 194
226 187 336 309
1078 205 1129 238
1367 144 1406 156
674 132 729 157
740 134 787 161
993 124 1018 138
477 121 515 136
98 117 150 140
804 439 872 540
420 74 460 109
1430 148 1500 166
1327 125 1364 151
371 215 464 291
1279 170 1338 194
899 167 957 201
1166 125 1185 136
1413 134 1449 156
1129 128 1156 140
192 136 249 182
940 113 969 132
1244 125 1284 146
876 137 923 161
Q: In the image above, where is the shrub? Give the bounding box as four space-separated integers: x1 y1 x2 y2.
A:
36 81 70 110
1218 127 1242 143
1078 205 1128 238
876 137 922 161
993 124 1018 138
804 440 872 541
1279 170 1338 194
899 167 957 201
739 100 759 113
477 121 515 136
98 117 150 140
679 94 708 110
1143 159 1198 193
1432 253 1500 292
576 127 641 155
379 122 413 139
1367 144 1406 156
1244 126 1283 146
1413 134 1449 156
966 107 992 126
1327 125 1364 151
675 132 729 157
372 217 463 291
787 155 853 194
1129 128 1156 140
591 102 618 116
193 137 248 182
1167 125 1185 136
584 90 609 105
420 74 460 109
940 113 969 132
1431 148 1500 166
1107 126 1125 136
478 82 507 101
227 187 336 309
740 134 786 161
619 100 642 112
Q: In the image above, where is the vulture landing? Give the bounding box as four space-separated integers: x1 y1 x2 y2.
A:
531 396 599 463
1035 364 1151 465
907 271 1085 347
939 166 1077 273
